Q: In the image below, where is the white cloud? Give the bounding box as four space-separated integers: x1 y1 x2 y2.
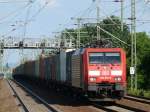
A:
39 0 58 8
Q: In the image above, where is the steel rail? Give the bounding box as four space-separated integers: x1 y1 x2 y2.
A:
124 95 150 104
13 79 63 112
7 80 29 112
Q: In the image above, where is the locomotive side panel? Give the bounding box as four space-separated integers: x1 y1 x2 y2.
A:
71 55 82 88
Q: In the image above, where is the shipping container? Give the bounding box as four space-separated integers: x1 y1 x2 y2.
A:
49 56 54 81
55 54 60 81
44 57 51 81
66 51 74 84
53 51 67 83
60 51 66 82
35 59 39 78
31 61 36 78
39 55 45 80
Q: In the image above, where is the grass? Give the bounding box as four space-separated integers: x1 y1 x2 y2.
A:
128 89 150 98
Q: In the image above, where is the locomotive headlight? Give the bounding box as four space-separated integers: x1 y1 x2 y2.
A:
89 70 100 77
111 70 122 76
89 78 96 82
114 77 122 81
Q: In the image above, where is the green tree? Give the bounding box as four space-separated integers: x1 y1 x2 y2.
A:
63 16 130 48
100 16 130 47
140 53 150 90
136 32 150 89
126 32 150 89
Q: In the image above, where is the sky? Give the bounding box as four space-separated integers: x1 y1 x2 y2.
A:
0 0 150 67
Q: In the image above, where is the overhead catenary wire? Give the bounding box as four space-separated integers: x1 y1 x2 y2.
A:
109 0 142 16
97 26 129 46
0 5 33 26
0 0 29 3
0 4 30 22
0 1 36 37
0 0 51 37
29 1 50 20
23 4 32 37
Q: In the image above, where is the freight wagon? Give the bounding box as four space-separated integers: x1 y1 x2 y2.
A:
13 48 126 99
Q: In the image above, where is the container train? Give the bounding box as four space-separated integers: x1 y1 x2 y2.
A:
13 48 126 99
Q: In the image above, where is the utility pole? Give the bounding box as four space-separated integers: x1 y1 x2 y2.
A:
22 1 32 64
121 0 124 31
0 40 4 73
114 0 124 31
130 0 137 90
71 17 82 48
96 0 101 40
134 0 137 90
77 18 81 48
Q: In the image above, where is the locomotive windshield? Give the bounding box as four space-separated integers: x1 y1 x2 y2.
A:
89 53 104 64
89 52 121 64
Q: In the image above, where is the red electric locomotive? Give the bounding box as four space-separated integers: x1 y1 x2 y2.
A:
71 48 126 99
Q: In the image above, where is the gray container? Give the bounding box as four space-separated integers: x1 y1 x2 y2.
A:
66 51 74 84
55 54 60 81
45 57 51 81
60 51 66 82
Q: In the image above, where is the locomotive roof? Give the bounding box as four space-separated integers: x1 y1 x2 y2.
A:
72 48 124 56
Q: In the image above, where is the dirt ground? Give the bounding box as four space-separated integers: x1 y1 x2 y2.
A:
0 79 19 112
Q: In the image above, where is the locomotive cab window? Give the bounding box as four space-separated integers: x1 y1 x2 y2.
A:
105 53 121 64
89 52 121 64
89 53 104 64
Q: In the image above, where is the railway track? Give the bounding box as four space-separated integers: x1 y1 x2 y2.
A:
12 79 150 112
7 80 29 112
127 94 150 100
89 94 150 112
91 102 120 112
124 95 150 104
8 80 62 112
91 101 148 112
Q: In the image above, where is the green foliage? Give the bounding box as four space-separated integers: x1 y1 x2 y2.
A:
124 32 150 90
140 53 150 89
128 89 144 96
63 16 130 48
128 89 150 98
100 16 130 46
136 32 150 62
134 32 150 90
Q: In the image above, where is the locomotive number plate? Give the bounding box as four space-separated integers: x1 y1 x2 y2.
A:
102 71 110 76
100 77 111 80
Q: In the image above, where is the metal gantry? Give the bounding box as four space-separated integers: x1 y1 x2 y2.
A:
0 36 75 73
0 37 74 50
